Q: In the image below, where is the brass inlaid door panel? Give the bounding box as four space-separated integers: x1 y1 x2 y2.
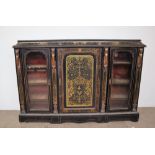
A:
65 55 94 107
57 48 102 113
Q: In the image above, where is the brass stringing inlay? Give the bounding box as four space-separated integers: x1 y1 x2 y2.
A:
65 55 94 107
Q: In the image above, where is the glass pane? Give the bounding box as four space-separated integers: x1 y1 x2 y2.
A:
109 50 132 111
26 52 50 112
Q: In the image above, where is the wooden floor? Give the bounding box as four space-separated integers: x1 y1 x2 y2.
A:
0 107 154 128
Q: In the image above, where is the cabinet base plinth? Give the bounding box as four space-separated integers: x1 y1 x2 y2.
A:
19 112 139 123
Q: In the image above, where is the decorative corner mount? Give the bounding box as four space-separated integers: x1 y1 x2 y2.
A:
104 48 108 68
137 48 143 68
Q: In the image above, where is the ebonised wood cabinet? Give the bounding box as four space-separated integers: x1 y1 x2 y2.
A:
13 40 145 123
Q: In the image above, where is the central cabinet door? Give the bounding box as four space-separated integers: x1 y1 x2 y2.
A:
57 48 102 113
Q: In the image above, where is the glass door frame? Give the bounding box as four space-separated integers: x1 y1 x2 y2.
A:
106 47 137 112
22 48 52 113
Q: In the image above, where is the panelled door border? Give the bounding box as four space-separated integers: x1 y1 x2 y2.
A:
57 47 102 113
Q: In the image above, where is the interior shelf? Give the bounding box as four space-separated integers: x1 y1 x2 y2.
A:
113 61 131 65
29 94 48 100
28 79 47 85
112 79 130 85
111 94 128 99
30 99 49 102
109 107 129 111
27 65 47 70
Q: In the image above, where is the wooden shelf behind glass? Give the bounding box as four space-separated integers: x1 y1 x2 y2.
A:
27 69 48 85
27 65 47 70
28 79 47 85
112 79 130 85
113 61 131 65
29 94 48 100
111 94 128 99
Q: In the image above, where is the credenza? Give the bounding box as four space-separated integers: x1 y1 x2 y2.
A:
13 40 145 123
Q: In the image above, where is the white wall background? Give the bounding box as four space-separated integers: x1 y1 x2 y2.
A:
0 26 154 109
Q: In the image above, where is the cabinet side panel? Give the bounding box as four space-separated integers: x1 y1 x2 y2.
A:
14 49 26 112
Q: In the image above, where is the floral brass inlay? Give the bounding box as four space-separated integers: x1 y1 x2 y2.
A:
65 55 94 107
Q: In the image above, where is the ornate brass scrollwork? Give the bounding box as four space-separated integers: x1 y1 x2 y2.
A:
104 48 108 68
137 48 143 68
51 51 56 69
101 48 109 112
15 49 21 70
51 48 58 113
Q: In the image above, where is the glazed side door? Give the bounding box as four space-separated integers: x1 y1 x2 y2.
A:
22 48 52 113
57 48 102 113
107 47 136 112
